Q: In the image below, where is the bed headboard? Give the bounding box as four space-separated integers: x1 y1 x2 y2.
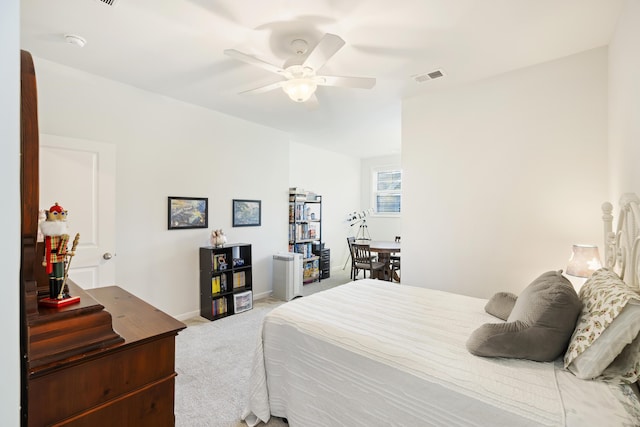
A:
602 193 640 291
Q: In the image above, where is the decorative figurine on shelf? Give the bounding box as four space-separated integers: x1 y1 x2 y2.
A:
39 202 81 307
216 254 228 271
210 229 227 248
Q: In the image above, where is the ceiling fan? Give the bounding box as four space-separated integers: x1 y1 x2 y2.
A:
224 33 376 104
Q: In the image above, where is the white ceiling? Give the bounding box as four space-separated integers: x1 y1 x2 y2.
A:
20 0 624 158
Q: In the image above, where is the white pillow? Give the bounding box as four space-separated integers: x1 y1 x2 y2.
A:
567 300 640 379
598 332 640 383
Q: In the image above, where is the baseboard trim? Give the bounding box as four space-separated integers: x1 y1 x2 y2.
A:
253 290 272 300
175 309 200 322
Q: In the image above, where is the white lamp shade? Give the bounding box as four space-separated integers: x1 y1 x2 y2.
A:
566 244 602 278
282 78 317 102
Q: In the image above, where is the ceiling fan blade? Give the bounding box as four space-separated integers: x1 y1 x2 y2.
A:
224 49 287 76
302 33 345 71
316 75 376 89
239 81 285 95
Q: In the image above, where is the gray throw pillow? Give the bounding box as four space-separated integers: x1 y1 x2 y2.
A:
467 270 582 362
484 292 517 320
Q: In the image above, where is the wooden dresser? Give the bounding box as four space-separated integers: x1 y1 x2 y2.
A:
27 284 185 426
20 50 186 426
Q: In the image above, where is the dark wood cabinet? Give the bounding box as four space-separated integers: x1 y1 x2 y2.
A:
199 244 253 321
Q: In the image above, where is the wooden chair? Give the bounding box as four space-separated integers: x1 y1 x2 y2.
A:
347 237 356 279
391 236 401 282
351 243 385 280
347 237 378 279
390 257 401 283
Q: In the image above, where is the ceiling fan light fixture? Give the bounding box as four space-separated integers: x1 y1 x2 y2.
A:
225 33 374 104
283 78 317 102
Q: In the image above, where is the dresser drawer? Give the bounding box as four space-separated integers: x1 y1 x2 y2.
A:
57 376 175 427
29 336 176 426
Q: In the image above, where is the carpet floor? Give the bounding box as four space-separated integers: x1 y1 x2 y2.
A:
175 268 353 426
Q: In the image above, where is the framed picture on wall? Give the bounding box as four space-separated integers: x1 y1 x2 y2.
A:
233 199 261 227
168 196 208 230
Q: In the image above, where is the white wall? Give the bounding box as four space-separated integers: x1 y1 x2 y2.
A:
1 0 22 423
289 141 360 271
360 154 402 241
609 0 640 198
34 57 290 318
402 48 609 298
32 57 362 318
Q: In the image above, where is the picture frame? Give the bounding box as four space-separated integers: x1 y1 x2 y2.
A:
168 196 208 230
233 199 261 227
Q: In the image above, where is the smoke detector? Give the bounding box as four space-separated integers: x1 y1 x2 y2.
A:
64 34 86 48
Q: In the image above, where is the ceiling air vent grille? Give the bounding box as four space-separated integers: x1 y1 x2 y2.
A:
97 0 119 6
412 69 445 83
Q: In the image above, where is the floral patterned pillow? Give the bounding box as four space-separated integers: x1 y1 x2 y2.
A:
564 269 640 382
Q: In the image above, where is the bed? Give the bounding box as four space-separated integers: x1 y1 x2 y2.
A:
243 195 640 426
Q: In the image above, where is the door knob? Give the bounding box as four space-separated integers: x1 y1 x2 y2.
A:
103 252 113 260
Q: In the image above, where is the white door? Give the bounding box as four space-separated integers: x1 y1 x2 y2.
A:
40 134 116 288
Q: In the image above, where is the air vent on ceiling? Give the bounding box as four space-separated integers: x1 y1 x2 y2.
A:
412 69 445 83
97 0 119 6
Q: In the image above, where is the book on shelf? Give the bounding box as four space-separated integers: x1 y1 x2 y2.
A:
303 259 320 281
293 242 314 258
289 188 307 203
212 297 228 317
220 274 227 292
294 203 302 220
233 271 246 289
211 274 229 294
211 276 221 294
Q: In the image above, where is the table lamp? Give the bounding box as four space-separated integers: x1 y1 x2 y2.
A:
566 244 602 291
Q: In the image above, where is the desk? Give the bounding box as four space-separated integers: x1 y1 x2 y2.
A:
357 240 400 282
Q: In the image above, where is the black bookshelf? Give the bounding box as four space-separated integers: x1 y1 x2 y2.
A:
199 243 252 321
288 189 323 284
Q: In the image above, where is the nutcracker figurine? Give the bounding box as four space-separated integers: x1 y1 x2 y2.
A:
39 202 80 305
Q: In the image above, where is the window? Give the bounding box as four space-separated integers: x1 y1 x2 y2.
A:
373 169 401 214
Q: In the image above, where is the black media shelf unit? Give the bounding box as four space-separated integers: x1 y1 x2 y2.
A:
313 245 330 280
199 243 252 321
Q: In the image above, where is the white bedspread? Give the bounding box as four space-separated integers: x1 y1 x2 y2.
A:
242 280 640 426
